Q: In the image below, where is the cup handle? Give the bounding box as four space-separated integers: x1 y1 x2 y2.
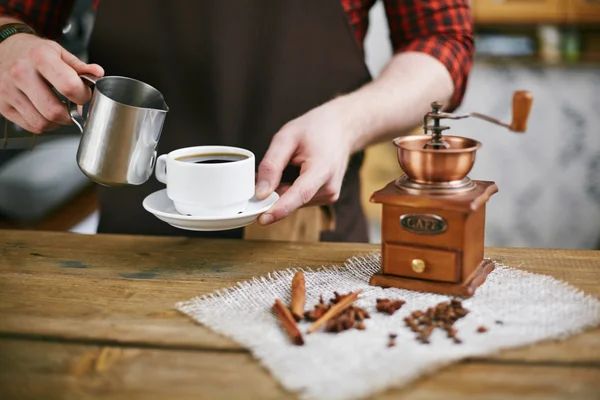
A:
155 155 168 184
52 74 99 133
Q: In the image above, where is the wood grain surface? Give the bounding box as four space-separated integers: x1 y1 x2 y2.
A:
1 229 599 399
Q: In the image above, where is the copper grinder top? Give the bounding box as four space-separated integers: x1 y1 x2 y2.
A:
393 91 534 191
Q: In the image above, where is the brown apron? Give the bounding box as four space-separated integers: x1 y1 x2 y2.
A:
87 0 372 242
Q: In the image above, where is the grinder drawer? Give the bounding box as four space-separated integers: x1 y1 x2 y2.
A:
382 243 460 283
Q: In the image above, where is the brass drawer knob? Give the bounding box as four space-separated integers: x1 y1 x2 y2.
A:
411 259 426 273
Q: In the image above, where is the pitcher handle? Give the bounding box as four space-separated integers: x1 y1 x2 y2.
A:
56 74 100 133
79 74 98 86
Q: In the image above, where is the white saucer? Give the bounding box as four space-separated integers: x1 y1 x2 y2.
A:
142 189 279 231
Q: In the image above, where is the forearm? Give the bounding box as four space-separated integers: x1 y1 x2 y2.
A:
0 15 37 50
0 15 25 25
341 51 455 153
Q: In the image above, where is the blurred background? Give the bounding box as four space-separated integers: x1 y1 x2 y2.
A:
1 0 599 250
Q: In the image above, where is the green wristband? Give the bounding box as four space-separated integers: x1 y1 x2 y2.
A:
0 22 36 44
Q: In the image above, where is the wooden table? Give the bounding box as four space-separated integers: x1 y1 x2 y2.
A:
1 230 599 399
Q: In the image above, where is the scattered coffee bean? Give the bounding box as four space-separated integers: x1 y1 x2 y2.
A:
405 298 470 345
376 298 405 315
387 333 397 347
295 290 491 348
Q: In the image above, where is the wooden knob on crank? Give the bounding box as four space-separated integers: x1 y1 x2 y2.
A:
510 90 533 133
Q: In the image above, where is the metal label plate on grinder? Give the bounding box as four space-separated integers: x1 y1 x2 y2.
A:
400 214 447 235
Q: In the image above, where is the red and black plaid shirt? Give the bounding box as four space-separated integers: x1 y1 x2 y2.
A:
0 0 473 108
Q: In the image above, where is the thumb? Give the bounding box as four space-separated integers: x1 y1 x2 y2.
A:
255 127 298 200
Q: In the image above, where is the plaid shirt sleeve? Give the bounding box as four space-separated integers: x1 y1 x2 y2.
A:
343 0 474 111
0 0 99 40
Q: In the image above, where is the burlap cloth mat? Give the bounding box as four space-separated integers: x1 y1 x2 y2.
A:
176 252 600 400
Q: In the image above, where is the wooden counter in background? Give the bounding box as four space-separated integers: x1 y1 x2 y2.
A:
0 230 599 399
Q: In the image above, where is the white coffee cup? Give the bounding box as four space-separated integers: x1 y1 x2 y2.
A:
154 146 255 217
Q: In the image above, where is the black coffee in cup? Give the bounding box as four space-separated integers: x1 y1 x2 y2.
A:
176 153 248 164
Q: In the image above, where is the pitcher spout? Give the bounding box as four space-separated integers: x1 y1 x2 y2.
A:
160 100 169 113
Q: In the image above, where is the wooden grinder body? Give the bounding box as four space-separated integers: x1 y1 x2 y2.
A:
369 180 498 297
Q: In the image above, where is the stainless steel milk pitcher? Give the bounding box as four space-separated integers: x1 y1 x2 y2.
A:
69 74 169 187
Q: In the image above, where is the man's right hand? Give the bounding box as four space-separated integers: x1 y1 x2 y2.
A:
0 33 104 133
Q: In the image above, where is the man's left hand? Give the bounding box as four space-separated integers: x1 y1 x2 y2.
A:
254 97 359 226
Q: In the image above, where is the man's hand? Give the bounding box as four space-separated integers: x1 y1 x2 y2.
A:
0 32 104 133
255 97 361 226
253 51 457 226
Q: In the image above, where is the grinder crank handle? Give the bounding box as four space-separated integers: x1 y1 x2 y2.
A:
427 90 534 133
509 90 533 133
470 90 533 133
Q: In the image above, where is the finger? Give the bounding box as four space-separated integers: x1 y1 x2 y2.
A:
0 102 58 134
303 194 338 208
258 163 329 225
301 181 341 207
0 103 33 133
255 126 298 200
4 83 60 133
256 184 291 222
275 184 291 197
12 64 72 125
79 63 105 78
303 194 336 208
34 45 92 105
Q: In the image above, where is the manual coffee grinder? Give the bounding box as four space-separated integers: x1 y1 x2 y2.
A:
369 91 533 297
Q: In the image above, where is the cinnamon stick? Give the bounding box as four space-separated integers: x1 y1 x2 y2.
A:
307 290 362 334
272 299 304 345
290 271 306 321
